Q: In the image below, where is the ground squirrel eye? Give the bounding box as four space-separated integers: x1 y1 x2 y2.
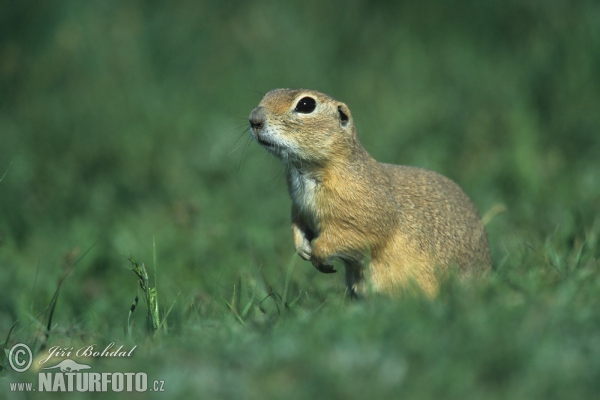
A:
294 97 316 114
338 106 349 127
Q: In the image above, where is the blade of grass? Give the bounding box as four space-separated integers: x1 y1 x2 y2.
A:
0 320 19 372
224 285 245 325
40 242 96 351
282 253 297 310
204 271 224 319
158 294 180 333
0 161 12 184
153 236 159 324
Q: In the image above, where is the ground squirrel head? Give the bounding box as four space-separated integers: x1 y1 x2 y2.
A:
249 89 358 167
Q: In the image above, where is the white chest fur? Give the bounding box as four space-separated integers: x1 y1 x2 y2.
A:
288 166 319 218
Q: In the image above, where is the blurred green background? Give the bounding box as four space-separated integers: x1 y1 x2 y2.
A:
1 0 599 398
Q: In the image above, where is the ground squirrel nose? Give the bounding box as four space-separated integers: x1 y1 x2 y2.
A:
249 107 265 130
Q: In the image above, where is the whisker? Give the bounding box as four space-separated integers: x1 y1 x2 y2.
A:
228 126 252 156
235 135 254 173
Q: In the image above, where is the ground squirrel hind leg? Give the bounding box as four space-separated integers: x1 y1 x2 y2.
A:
344 259 366 299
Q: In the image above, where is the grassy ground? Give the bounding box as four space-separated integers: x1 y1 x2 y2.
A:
1 0 599 398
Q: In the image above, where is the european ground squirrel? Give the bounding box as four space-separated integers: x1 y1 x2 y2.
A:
249 89 491 297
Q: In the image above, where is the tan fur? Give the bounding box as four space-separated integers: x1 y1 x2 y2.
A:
249 88 491 297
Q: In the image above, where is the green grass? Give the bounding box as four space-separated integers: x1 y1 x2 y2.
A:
1 0 600 398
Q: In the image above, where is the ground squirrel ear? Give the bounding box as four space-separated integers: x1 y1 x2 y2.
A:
338 105 349 127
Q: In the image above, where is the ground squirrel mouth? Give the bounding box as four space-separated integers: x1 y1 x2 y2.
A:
256 136 276 148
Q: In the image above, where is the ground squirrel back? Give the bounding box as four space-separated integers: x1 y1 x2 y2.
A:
249 88 491 297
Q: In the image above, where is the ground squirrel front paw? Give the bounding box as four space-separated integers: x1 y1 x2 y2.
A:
296 240 312 261
310 254 337 273
297 237 336 273
292 223 313 261
313 261 337 274
310 236 337 273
